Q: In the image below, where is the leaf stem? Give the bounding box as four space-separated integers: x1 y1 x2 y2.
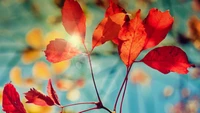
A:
62 102 96 108
120 80 128 113
113 73 127 111
113 65 132 112
83 43 102 103
102 106 112 113
78 107 98 113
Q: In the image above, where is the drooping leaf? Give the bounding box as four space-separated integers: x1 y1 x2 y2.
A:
44 38 81 63
143 8 174 49
47 79 60 105
105 0 126 17
118 10 147 67
62 0 86 42
92 13 129 49
141 46 193 74
2 83 26 113
24 88 54 106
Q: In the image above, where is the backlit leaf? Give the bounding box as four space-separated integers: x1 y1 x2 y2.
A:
118 10 147 67
62 0 86 42
44 38 81 63
92 13 129 49
143 8 174 49
2 83 26 113
24 88 54 106
44 30 65 47
141 46 193 74
105 0 126 17
47 79 60 105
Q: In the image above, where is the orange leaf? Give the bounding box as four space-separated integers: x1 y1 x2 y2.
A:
92 13 129 49
2 83 26 113
44 38 81 63
47 79 60 105
24 88 54 106
105 0 126 17
143 8 174 49
141 46 193 74
62 0 86 42
118 10 147 67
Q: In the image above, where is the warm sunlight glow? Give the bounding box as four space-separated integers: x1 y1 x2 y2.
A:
68 34 82 47
66 89 80 101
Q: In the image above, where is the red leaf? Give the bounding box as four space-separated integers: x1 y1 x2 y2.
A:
141 46 193 74
118 10 147 67
2 83 26 113
24 88 54 106
105 0 126 17
92 13 129 49
47 79 60 105
143 8 174 49
44 38 81 63
62 0 86 42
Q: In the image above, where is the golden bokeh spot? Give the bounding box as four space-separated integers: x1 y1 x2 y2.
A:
44 30 65 47
9 66 23 85
56 79 74 91
25 104 52 113
26 28 44 49
130 69 151 85
66 89 80 101
33 61 51 80
51 60 70 75
163 86 174 97
21 49 41 64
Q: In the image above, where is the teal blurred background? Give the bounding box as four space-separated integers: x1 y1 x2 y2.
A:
0 0 200 113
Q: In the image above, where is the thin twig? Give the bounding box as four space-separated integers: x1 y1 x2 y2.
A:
113 65 133 112
62 102 96 108
83 43 102 103
113 73 127 111
78 107 97 113
120 80 128 113
102 106 112 113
